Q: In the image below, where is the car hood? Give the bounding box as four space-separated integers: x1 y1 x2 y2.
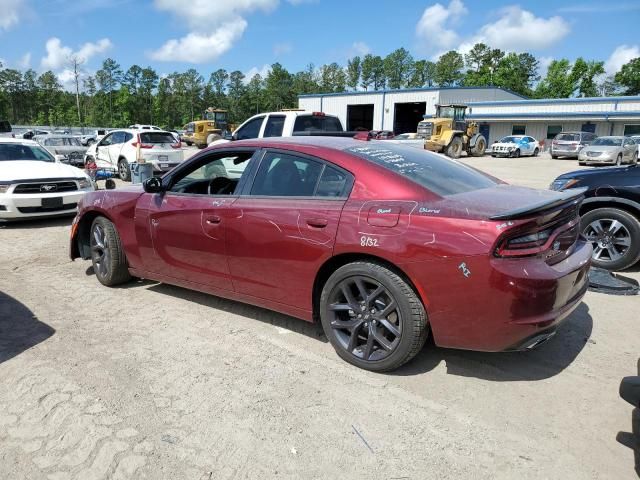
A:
583 146 620 153
424 184 584 220
555 164 636 180
0 160 87 182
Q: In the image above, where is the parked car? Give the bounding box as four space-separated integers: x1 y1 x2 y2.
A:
83 129 183 181
578 136 638 166
551 164 640 270
22 129 51 140
53 129 71 135
551 131 597 159
0 120 14 138
0 138 94 221
35 134 88 167
70 137 591 372
491 135 540 158
627 135 640 156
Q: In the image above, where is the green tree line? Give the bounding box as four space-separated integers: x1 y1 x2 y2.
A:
1 45 638 129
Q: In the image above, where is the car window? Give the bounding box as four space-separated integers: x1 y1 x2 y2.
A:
64 137 81 146
100 134 113 146
235 116 264 140
251 152 323 197
0 143 55 162
111 132 126 144
592 137 622 146
293 115 343 133
316 165 352 198
527 137 535 143
345 143 497 197
124 132 133 142
169 151 254 196
263 115 286 138
140 132 177 144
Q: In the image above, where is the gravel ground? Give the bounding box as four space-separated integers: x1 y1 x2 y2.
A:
0 151 638 479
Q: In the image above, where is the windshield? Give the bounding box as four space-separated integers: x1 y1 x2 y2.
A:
215 112 227 122
140 132 178 144
592 137 622 146
499 136 521 143
0 143 55 162
293 115 343 133
345 143 496 197
186 123 195 133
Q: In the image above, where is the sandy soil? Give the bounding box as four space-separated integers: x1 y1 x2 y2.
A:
0 152 638 479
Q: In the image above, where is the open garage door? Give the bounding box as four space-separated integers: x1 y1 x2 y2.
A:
347 104 374 131
393 102 426 135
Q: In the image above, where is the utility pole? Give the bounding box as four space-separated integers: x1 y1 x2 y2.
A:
68 55 85 126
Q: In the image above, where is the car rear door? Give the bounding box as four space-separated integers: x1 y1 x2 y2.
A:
226 149 353 311
141 148 256 291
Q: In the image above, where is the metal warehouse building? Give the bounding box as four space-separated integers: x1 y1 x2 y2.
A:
298 88 640 147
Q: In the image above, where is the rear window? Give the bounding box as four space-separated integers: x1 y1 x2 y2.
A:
0 121 11 133
293 115 343 133
140 132 177 144
345 144 496 197
556 133 580 141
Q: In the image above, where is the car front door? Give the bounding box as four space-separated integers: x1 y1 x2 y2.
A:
107 131 126 164
95 133 114 166
141 149 256 291
234 116 265 140
226 149 353 312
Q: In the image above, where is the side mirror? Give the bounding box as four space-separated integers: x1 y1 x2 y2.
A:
143 176 164 193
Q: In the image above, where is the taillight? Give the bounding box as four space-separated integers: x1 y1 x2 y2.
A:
132 134 153 149
495 219 578 258
171 141 182 149
312 111 325 116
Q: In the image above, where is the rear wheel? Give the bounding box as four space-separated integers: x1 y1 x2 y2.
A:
90 216 131 286
118 158 131 181
581 208 640 271
445 136 463 159
320 262 428 372
470 136 486 156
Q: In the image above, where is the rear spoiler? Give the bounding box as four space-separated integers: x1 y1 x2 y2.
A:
489 187 587 221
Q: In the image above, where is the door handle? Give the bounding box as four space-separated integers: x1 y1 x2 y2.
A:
205 215 221 225
306 218 328 228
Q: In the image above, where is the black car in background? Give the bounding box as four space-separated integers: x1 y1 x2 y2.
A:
551 164 640 271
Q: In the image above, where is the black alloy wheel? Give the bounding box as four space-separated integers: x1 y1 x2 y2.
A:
89 217 131 286
582 208 640 271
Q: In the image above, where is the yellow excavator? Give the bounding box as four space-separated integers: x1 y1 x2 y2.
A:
182 108 236 149
417 104 486 159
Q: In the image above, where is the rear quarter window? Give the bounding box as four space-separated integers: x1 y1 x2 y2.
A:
345 144 497 197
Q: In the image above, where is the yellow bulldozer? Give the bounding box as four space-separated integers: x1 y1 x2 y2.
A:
417 104 486 159
182 108 235 149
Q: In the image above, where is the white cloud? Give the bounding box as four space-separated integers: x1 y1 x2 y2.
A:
471 6 570 52
350 41 370 57
40 37 112 70
273 42 293 56
604 44 640 75
244 64 271 81
18 52 31 69
151 0 278 63
0 0 25 31
418 2 570 58
415 0 467 52
537 56 554 79
151 19 247 63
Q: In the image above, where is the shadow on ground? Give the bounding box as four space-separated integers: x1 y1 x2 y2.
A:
0 216 73 229
0 291 55 364
394 302 593 381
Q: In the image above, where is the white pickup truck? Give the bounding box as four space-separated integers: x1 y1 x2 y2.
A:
211 110 349 145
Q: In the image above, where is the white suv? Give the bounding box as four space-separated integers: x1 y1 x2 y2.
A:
84 129 184 181
0 138 94 220
128 124 161 130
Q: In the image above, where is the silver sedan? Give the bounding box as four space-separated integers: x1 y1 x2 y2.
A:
578 136 638 166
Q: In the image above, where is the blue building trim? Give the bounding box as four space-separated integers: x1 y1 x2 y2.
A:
468 95 640 107
298 86 528 99
467 111 640 120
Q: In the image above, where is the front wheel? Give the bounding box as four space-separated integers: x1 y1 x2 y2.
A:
90 216 131 286
533 147 540 157
470 136 486 157
552 154 558 159
616 154 623 166
581 208 640 271
320 262 428 372
118 158 131 181
445 137 463 159
511 148 521 158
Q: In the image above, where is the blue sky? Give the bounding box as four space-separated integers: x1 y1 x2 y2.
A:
1 0 639 86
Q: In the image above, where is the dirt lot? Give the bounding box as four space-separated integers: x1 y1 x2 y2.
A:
1 152 638 479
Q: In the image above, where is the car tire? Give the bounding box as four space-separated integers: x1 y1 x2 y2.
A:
511 148 521 158
533 147 540 156
445 136 463 159
581 208 640 271
90 216 131 286
616 154 623 166
206 133 222 145
470 137 486 157
118 158 131 181
552 154 558 159
579 162 586 166
632 153 638 165
319 261 428 372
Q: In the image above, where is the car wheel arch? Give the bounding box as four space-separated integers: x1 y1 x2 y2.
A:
75 210 118 260
311 253 427 323
580 198 640 221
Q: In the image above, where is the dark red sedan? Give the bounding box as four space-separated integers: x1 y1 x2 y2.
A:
70 137 592 371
